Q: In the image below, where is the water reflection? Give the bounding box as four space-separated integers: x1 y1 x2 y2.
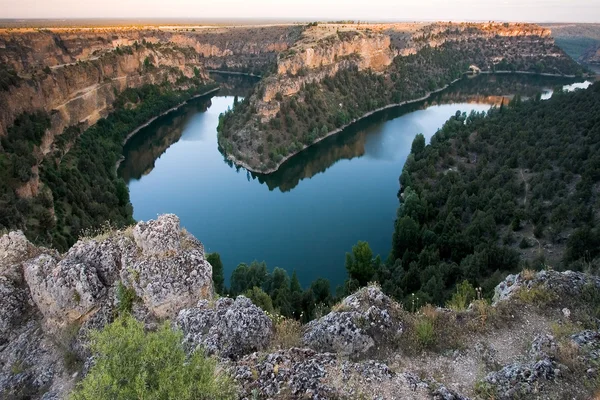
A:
254 74 584 192
119 98 212 182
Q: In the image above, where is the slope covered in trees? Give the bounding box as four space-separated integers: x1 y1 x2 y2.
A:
0 81 218 250
377 82 600 305
217 31 585 173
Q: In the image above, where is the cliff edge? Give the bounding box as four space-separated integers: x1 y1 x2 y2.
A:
1 214 598 399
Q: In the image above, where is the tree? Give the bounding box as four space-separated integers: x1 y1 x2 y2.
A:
244 286 275 314
70 314 237 400
207 253 225 295
411 133 426 155
345 241 379 286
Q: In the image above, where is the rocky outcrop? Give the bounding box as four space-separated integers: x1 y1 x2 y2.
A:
303 286 405 358
233 347 466 399
0 230 41 282
492 269 600 305
14 214 213 329
177 296 273 360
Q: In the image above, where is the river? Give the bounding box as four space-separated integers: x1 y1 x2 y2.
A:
119 74 589 288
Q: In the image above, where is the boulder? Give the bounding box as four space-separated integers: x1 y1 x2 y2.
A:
23 254 106 328
303 285 404 358
65 235 135 286
484 358 557 399
493 270 600 305
0 231 39 283
177 296 273 359
123 215 213 318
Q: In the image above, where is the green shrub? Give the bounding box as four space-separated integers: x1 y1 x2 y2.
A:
446 280 476 311
70 314 237 400
116 281 137 314
415 318 436 349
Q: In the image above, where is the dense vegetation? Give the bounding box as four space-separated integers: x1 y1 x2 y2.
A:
376 81 600 305
217 260 333 323
217 35 584 172
0 81 218 250
71 314 237 400
214 82 600 316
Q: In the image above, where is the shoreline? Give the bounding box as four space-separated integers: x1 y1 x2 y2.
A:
226 70 586 175
226 77 464 175
207 70 262 79
115 86 220 171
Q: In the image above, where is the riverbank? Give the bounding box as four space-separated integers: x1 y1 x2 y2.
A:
225 77 464 175
208 70 263 78
115 86 220 170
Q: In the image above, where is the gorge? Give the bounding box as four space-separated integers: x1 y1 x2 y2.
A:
1 17 600 400
120 74 589 287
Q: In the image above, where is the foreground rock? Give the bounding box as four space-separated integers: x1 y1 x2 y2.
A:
0 214 215 398
178 296 273 359
303 285 405 358
21 214 213 329
233 347 466 399
493 269 600 305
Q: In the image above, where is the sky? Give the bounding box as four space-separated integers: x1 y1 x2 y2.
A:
1 0 599 23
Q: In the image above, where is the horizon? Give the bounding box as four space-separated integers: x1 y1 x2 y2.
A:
1 0 599 24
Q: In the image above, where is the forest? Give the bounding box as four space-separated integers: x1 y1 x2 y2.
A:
0 80 218 250
217 36 585 173
210 81 600 320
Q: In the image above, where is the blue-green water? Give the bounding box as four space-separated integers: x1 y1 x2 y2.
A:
120 75 585 288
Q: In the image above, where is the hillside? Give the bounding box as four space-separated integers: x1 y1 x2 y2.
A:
543 23 600 67
380 81 600 306
1 214 599 399
217 22 584 173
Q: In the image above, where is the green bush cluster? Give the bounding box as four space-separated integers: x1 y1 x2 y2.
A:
70 314 237 400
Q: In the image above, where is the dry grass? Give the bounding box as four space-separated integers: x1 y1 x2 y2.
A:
521 268 536 281
270 317 303 351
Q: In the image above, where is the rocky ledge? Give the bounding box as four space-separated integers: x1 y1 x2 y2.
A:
1 215 599 399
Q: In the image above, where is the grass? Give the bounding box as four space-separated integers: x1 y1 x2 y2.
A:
514 285 557 307
271 317 303 350
414 317 436 350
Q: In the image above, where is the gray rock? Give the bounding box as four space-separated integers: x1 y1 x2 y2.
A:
65 235 135 286
493 270 600 305
23 254 107 329
484 357 556 399
124 215 213 318
177 296 273 359
303 285 404 358
0 277 27 344
0 231 39 283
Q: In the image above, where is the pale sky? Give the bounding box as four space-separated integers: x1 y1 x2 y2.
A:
1 0 599 23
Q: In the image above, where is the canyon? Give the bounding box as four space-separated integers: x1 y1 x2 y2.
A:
0 21 589 251
216 22 584 173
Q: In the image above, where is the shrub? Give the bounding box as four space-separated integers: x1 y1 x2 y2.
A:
116 281 137 314
70 314 237 400
415 317 435 349
244 286 275 314
271 317 302 350
446 280 476 311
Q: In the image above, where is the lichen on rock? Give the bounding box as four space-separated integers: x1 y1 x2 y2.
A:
303 285 405 358
177 296 273 359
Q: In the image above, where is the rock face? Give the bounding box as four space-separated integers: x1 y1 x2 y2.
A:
177 296 273 359
16 214 213 329
0 230 40 282
493 269 600 305
0 214 217 398
233 347 465 400
303 286 404 358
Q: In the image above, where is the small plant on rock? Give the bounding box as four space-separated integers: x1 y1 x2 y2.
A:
70 314 237 400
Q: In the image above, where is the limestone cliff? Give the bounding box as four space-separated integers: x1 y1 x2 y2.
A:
218 22 582 174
